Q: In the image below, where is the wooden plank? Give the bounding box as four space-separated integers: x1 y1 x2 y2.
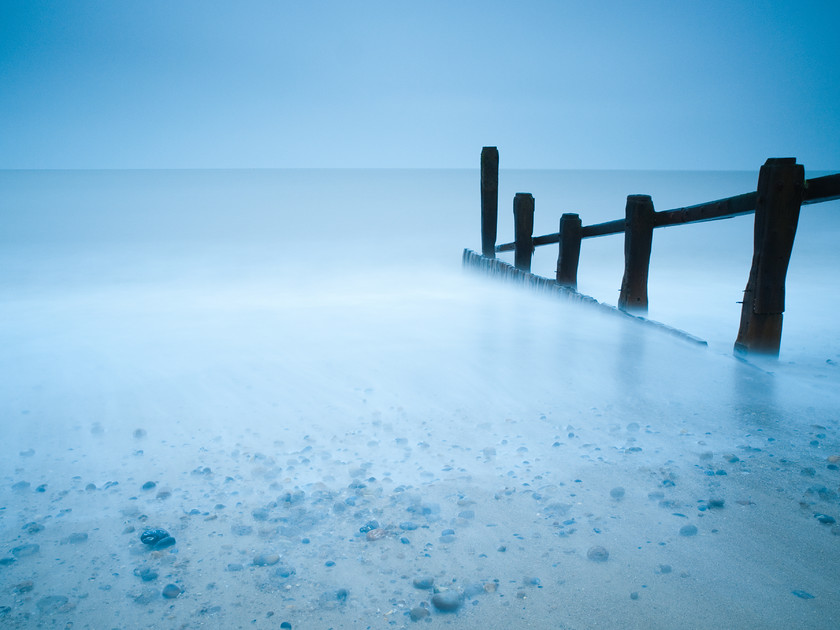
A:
618 195 655 313
513 193 535 271
655 192 757 227
803 172 840 204
582 219 625 238
480 147 499 257
556 213 582 288
734 158 805 356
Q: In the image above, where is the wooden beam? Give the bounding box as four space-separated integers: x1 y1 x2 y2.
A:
655 192 757 227
513 193 535 272
734 158 805 356
618 195 655 313
480 147 499 258
556 213 582 288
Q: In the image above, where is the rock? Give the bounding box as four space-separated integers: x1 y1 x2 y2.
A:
610 487 626 499
399 521 418 530
366 528 387 541
252 507 270 521
140 529 170 546
135 567 158 582
630 591 639 600
12 543 39 557
409 606 430 621
431 590 462 612
162 584 183 599
679 524 698 537
153 536 176 550
280 623 292 629
412 576 434 590
815 514 836 525
359 520 380 533
226 563 244 572
253 553 280 567
587 546 609 562
439 528 456 543
14 581 34 593
63 532 88 544
36 595 71 613
141 481 156 491
792 590 815 599
708 498 725 509
230 524 253 536
11 481 30 492
133 428 147 438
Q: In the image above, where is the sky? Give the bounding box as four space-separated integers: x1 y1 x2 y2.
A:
1 0 838 170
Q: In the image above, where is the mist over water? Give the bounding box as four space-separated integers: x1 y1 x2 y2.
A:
1 169 838 629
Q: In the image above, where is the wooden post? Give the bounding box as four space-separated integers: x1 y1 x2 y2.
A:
481 147 499 258
734 158 804 356
618 194 655 313
513 193 535 272
556 213 582 288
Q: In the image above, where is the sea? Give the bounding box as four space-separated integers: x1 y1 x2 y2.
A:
1 168 838 629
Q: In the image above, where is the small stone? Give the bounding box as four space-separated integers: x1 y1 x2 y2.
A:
140 529 170 546
162 583 183 599
253 553 280 567
252 507 270 521
815 514 836 525
431 590 462 612
226 563 244 572
141 481 156 491
14 580 34 593
231 524 253 536
399 521 418 530
135 567 159 582
587 546 609 562
12 543 39 557
679 524 698 537
409 606 430 621
63 532 89 544
12 481 30 492
133 428 147 438
153 536 176 550
708 498 725 509
412 576 434 590
630 591 639 600
366 528 387 541
280 623 292 629
792 590 815 599
36 595 70 613
610 487 625 499
657 564 672 574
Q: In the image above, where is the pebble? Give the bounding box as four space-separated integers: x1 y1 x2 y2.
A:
431 590 462 612
153 536 176 550
280 623 292 629
366 528 387 541
231 524 253 536
63 532 89 544
399 521 418 530
610 487 625 500
792 590 815 599
630 591 639 600
587 546 609 562
14 580 34 593
412 576 434 590
409 606 430 621
141 481 156 490
708 498 725 509
12 543 39 557
253 553 280 566
162 583 183 599
815 514 836 525
12 481 30 491
679 524 698 537
135 567 158 582
36 595 70 613
140 529 170 546
440 528 456 543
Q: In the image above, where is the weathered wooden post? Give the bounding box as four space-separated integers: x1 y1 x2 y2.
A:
556 212 582 288
734 158 804 356
618 194 655 313
513 193 535 272
480 146 499 258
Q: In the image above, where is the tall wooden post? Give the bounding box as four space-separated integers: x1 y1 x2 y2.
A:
734 158 804 356
556 213 582 288
480 147 499 258
618 195 655 313
513 193 535 272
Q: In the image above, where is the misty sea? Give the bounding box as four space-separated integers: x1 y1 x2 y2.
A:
1 168 838 629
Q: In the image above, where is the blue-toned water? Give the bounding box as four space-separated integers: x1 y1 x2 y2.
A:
1 169 838 629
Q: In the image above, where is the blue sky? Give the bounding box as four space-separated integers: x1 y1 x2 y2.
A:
1 0 838 170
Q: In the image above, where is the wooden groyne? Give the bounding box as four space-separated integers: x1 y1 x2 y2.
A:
466 147 840 356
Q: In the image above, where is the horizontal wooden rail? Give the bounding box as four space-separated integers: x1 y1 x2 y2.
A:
494 172 840 253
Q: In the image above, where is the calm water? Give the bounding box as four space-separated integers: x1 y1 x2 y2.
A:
1 169 838 629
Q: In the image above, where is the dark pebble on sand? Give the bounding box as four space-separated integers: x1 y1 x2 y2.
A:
400 521 418 530
226 563 244 572
253 553 280 567
162 583 182 599
63 532 88 544
410 606 430 621
135 567 158 582
587 546 609 562
815 514 836 524
140 529 170 546
610 487 625 499
153 536 176 550
413 576 434 590
440 528 456 543
280 623 292 629
431 590 462 612
679 524 698 537
36 595 70 613
141 481 156 491
12 543 39 558
792 590 815 599
708 498 725 509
